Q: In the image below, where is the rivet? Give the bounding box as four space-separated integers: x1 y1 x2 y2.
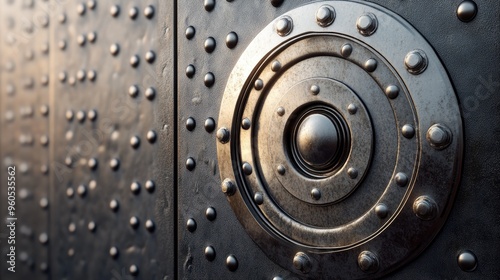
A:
242 162 253 175
457 1 477 22
310 85 320 95
271 60 281 72
347 167 358 179
375 203 389 219
270 0 284 7
404 50 428 75
205 246 216 261
395 172 408 187
40 198 49 209
413 196 437 220
276 107 285 116
205 118 216 132
458 250 477 271
130 55 140 67
65 110 74 121
129 216 139 229
205 207 216 221
69 77 76 85
68 223 76 233
277 164 286 175
144 5 155 19
358 251 379 272
59 71 67 83
40 75 49 86
145 219 155 232
145 180 155 192
77 3 86 15
316 5 335 27
204 37 216 53
186 157 196 171
254 192 264 205
216 127 230 143
222 179 236 196
58 13 67 24
77 34 86 46
110 5 120 17
147 130 157 143
58 40 66 50
77 184 87 197
41 43 49 54
88 158 98 170
129 264 139 276
145 87 156 100
129 7 139 19
275 16 293 36
130 181 141 194
109 246 119 258
204 72 215 87
364 58 377 72
77 70 86 81
186 64 195 78
186 26 195 40
39 233 48 244
145 51 156 63
128 136 140 149
311 188 321 200
86 109 96 121
129 85 139 97
39 105 49 116
76 110 86 122
87 31 97 43
66 188 74 198
88 221 96 232
204 0 215 12
293 252 311 274
402 124 415 139
109 199 120 212
86 0 96 10
348 104 358 115
241 118 251 130
254 79 264 90
385 85 399 99
89 180 97 190
273 277 284 280
356 13 378 36
186 218 197 232
226 32 238 49
426 124 452 149
6 84 15 96
186 117 196 131
40 135 49 146
226 255 238 271
109 158 120 170
110 43 120 55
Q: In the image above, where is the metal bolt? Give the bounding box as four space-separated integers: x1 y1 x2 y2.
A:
205 207 217 221
242 162 253 175
316 5 335 27
271 60 281 72
254 192 264 205
226 32 238 49
341 43 353 58
254 79 264 90
347 167 358 179
385 85 399 99
276 16 293 36
276 107 285 116
109 247 119 258
311 188 321 200
457 1 477 22
458 250 477 272
145 219 155 232
277 164 286 175
205 246 216 261
222 179 236 196
402 124 415 139
226 255 238 271
310 85 320 95
216 127 230 144
364 58 377 72
293 252 312 273
405 50 428 75
186 157 196 171
395 172 409 187
413 196 437 220
241 118 251 130
357 13 378 36
358 251 379 273
375 203 389 219
186 218 197 232
348 104 358 115
426 124 452 149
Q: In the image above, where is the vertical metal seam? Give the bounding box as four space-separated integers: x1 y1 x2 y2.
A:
173 0 179 278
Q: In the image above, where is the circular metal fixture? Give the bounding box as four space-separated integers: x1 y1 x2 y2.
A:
457 1 477 22
216 1 462 279
457 250 477 272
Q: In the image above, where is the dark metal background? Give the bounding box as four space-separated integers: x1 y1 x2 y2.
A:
1 0 499 279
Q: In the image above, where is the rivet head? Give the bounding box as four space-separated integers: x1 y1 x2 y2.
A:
254 192 264 205
310 85 320 95
347 167 358 179
385 85 399 99
87 32 97 43
277 164 286 175
458 250 477 272
402 124 415 139
109 247 119 258
65 110 74 121
358 251 379 273
110 5 120 17
426 124 452 149
348 104 358 115
205 118 216 132
145 87 156 100
130 136 140 149
186 218 197 232
129 265 139 276
130 182 141 194
58 71 67 82
145 51 156 63
186 64 195 78
216 127 230 144
226 255 238 271
87 70 96 81
413 196 437 220
145 219 155 232
225 32 238 49
39 198 49 209
206 207 217 221
185 26 195 39
88 221 96 232
39 233 49 245
254 79 264 90
129 216 139 228
276 107 285 116
130 55 140 67
205 246 216 261
129 7 139 19
276 16 293 37
77 184 87 197
357 13 378 36
204 0 215 11
404 50 428 75
316 5 335 27
270 0 284 8
364 58 377 72
77 34 86 46
77 3 86 15
186 117 196 131
86 0 96 9
241 118 251 130
145 180 155 192
76 110 86 122
204 72 215 87
77 70 86 81
242 162 253 175
222 179 236 196
144 5 155 18
457 1 477 22
66 188 74 198
109 158 120 170
88 158 98 170
68 223 76 233
395 172 409 187
186 157 196 171
204 37 216 53
271 60 281 72
109 199 119 211
293 252 311 274
375 203 389 219
311 188 321 200
146 130 157 143
129 85 139 97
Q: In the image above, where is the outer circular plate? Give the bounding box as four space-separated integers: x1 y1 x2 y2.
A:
217 1 462 278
